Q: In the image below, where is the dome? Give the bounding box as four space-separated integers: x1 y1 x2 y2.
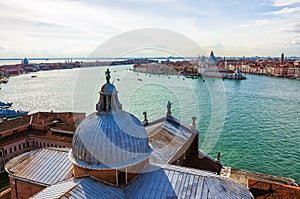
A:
69 69 152 169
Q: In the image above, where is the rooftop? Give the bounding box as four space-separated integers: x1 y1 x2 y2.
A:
5 148 73 186
0 115 31 133
30 163 253 199
146 116 197 164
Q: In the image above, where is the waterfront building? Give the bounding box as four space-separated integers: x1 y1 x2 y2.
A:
0 112 85 173
4 70 253 198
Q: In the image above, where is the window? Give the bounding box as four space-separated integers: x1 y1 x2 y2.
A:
13 129 18 134
55 145 57 147
0 134 2 138
36 141 38 146
51 144 53 147
26 141 29 147
18 144 21 150
32 141 35 146
4 150 7 155
40 142 42 147
14 146 17 152
47 143 49 147
9 148 12 154
117 169 127 186
0 151 2 157
43 143 46 147
23 143 25 148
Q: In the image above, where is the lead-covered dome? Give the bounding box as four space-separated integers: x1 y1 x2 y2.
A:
69 69 152 169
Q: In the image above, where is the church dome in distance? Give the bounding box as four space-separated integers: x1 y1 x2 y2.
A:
69 69 152 169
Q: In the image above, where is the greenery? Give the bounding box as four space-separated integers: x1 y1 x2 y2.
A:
0 172 9 193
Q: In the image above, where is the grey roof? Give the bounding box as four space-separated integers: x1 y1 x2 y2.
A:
31 164 253 199
126 164 253 199
71 111 152 169
30 177 124 199
146 116 197 164
5 148 73 186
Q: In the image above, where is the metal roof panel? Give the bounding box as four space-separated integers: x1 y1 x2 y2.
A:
5 148 73 185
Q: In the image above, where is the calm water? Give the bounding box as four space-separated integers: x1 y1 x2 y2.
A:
1 65 299 183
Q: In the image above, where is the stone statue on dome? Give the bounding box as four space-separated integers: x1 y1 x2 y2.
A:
167 101 172 116
105 68 111 83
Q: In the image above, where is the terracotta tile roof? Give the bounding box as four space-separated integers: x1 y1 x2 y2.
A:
248 178 300 198
0 115 31 133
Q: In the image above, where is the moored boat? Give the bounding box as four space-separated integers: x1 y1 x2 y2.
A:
0 101 13 108
0 77 9 84
0 107 28 119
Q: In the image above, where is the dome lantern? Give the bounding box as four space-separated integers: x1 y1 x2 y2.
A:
96 69 122 115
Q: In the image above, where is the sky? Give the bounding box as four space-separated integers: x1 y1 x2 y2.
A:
0 0 299 58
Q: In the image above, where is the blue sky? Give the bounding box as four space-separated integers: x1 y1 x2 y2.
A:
0 0 299 57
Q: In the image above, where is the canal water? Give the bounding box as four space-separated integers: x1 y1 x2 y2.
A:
1 65 299 183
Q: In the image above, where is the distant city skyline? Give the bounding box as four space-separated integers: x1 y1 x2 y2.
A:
0 0 299 58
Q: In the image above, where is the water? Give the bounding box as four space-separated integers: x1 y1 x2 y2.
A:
0 65 299 184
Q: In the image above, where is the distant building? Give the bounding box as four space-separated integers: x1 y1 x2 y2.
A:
5 70 253 199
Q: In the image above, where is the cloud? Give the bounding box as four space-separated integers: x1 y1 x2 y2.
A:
0 0 299 57
271 0 300 6
292 38 300 45
240 18 299 33
269 6 300 14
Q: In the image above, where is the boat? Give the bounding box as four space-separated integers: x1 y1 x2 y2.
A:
0 107 28 119
31 75 37 78
0 77 9 84
185 75 198 79
0 101 13 108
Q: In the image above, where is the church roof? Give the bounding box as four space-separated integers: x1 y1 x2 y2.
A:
30 164 253 199
70 111 152 169
70 70 152 169
5 148 73 186
146 115 197 164
30 177 124 199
